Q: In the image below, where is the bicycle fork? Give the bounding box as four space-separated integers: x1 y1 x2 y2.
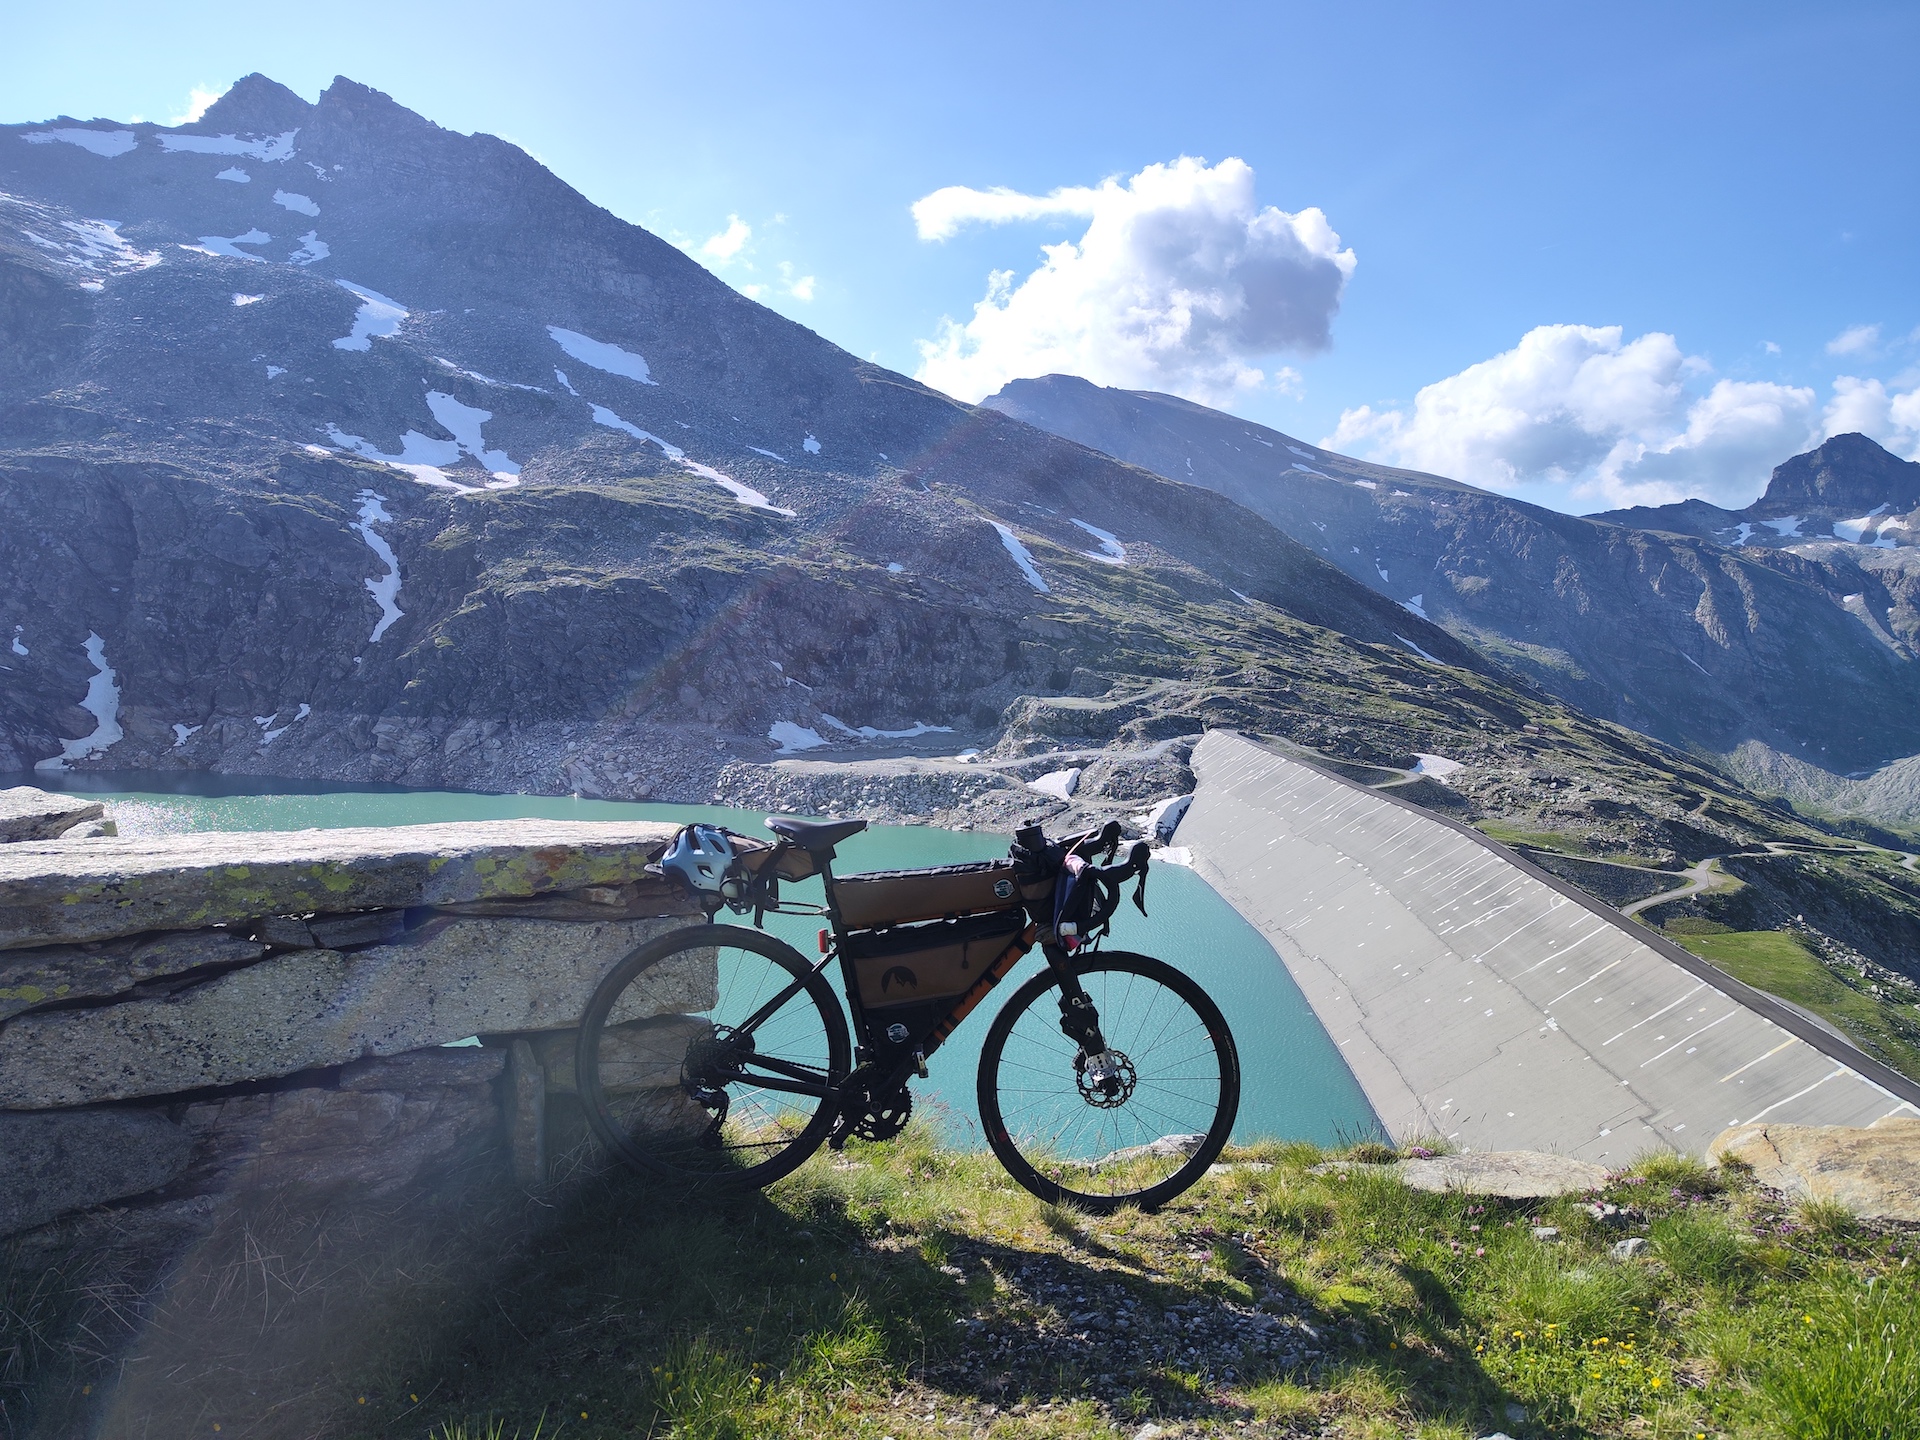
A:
1056 981 1126 1101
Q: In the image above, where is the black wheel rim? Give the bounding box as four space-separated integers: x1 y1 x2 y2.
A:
581 927 846 1187
981 954 1238 1209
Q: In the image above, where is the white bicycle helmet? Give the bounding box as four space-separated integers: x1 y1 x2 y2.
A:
659 824 745 904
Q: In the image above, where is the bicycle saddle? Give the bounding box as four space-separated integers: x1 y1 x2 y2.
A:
765 815 869 853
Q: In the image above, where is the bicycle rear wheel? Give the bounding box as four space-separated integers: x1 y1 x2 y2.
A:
977 951 1239 1212
577 924 850 1189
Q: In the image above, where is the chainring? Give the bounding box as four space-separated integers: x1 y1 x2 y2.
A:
849 1085 913 1142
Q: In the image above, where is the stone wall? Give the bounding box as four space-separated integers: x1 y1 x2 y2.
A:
0 789 710 1243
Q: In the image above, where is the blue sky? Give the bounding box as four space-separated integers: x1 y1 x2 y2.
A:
7 1 1917 512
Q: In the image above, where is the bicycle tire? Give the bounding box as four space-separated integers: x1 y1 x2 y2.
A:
577 923 850 1190
977 950 1239 1213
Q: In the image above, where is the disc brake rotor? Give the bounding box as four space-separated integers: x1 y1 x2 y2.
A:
1074 1048 1137 1109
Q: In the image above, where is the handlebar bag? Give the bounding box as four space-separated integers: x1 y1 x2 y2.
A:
835 860 1021 930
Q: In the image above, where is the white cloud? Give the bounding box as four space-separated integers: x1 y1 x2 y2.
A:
1763 340 1781 355
169 86 223 126
701 215 751 263
1826 323 1881 357
1325 324 1820 508
778 261 815 302
1825 375 1920 459
912 156 1355 405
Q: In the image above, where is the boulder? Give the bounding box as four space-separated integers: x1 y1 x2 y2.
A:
0 1108 194 1238
524 1013 713 1096
0 917 713 1107
1395 1151 1611 1198
0 818 692 950
0 785 104 843
1708 1116 1920 1221
0 930 268 1022
180 1080 501 1198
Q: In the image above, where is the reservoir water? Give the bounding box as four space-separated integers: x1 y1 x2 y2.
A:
17 771 1380 1147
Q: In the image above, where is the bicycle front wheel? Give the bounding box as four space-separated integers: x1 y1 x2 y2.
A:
577 924 850 1190
977 951 1239 1212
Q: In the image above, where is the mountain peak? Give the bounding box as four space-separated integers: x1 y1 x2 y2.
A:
1756 432 1920 516
195 74 314 135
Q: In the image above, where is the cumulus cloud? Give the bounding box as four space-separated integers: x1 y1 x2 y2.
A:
912 156 1355 405
1326 324 1821 508
1826 323 1882 357
169 86 223 126
777 261 815 302
1825 375 1920 459
701 215 751 263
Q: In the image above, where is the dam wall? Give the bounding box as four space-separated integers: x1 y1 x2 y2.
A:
1181 731 1920 1161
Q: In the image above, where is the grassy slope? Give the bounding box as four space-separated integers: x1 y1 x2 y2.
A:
10 1136 1917 1440
1671 928 1920 1080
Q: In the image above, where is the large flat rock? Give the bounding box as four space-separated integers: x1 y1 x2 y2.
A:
0 930 269 1022
0 819 684 950
1709 1116 1920 1221
0 1108 195 1237
0 786 104 844
0 915 712 1107
1395 1151 1612 1198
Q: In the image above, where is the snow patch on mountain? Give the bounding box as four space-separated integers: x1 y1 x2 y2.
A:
273 189 320 217
1401 594 1428 619
287 231 329 265
1412 752 1462 780
26 129 137 157
34 633 123 771
332 279 408 350
1396 634 1441 663
803 433 821 455
547 325 656 385
216 167 250 183
325 392 519 493
1028 767 1081 800
821 715 953 742
350 490 405 642
158 130 297 163
769 721 828 754
591 405 794 515
1071 518 1127 564
991 522 1050 592
21 216 161 276
1763 515 1803 537
185 228 272 261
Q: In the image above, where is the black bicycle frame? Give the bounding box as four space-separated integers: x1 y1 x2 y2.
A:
716 848 1106 1106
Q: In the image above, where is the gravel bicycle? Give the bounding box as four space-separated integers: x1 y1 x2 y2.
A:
576 815 1240 1212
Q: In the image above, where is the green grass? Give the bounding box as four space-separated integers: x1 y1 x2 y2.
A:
1673 928 1920 1079
7 1134 1918 1440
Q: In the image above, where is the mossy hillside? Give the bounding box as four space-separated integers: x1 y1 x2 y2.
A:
8 1135 1917 1440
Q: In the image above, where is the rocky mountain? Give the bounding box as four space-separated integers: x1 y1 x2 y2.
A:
12 75 1920 1062
1592 433 1920 550
985 376 1920 784
0 73 1567 810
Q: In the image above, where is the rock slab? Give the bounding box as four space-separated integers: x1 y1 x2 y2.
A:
1395 1151 1611 1198
0 1108 194 1236
0 818 685 950
0 930 269 1022
0 786 104 844
1709 1116 1920 1221
0 916 712 1107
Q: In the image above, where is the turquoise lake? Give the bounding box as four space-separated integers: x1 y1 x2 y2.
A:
18 771 1381 1147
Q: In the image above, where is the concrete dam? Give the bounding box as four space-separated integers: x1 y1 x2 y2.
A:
1181 731 1920 1162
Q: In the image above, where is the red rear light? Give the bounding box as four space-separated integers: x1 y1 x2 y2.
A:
818 928 831 954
